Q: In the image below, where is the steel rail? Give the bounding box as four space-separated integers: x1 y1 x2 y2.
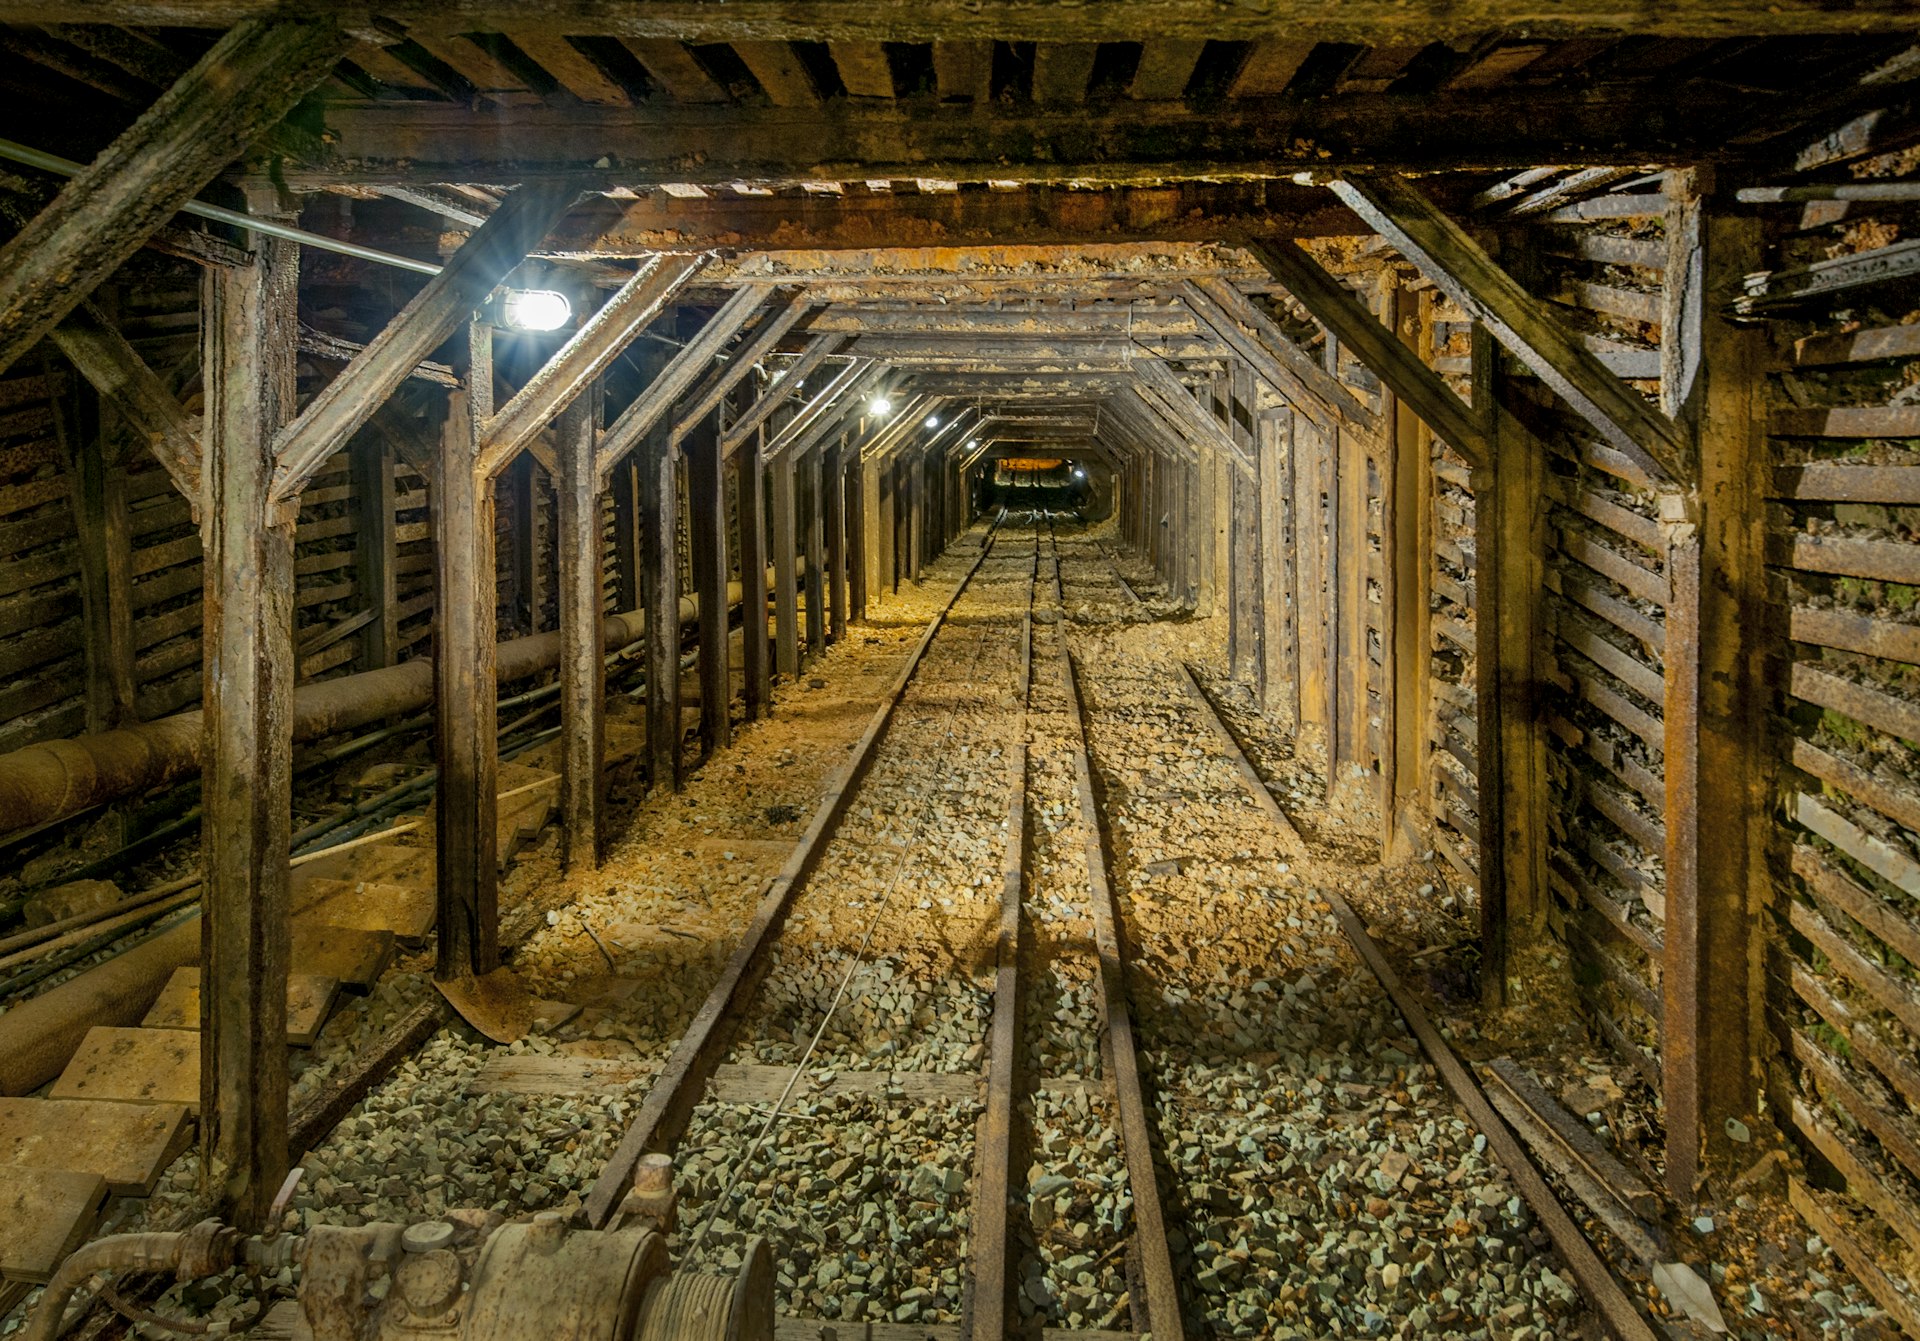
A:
1054 548 1187 1341
583 513 1010 1225
960 521 1038 1341
1178 668 1661 1341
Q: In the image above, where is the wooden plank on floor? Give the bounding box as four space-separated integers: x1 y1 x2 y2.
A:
0 1168 107 1283
0 1097 191 1195
141 968 341 1045
292 879 435 944
48 1027 199 1111
290 923 394 988
470 1055 980 1105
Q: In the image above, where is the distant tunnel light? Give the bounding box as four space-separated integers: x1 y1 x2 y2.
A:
967 438 979 449
870 396 894 416
925 414 940 428
498 289 572 331
1073 467 1087 478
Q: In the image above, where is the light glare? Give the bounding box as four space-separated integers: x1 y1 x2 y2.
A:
925 415 940 428
499 289 572 332
870 396 893 416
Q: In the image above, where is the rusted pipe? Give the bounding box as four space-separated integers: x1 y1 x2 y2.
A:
20 1220 250 1341
0 574 786 837
0 913 200 1094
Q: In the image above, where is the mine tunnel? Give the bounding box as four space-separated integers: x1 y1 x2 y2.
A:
0 9 1916 1341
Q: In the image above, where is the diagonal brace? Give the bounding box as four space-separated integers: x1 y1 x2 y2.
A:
1244 237 1488 468
1327 173 1683 483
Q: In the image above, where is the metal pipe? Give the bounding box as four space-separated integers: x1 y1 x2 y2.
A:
0 137 441 277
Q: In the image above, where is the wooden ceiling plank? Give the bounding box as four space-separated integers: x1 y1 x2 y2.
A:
1129 39 1207 100
932 38 992 102
347 38 449 95
831 39 895 99
734 39 822 107
620 37 730 102
508 30 632 105
1444 40 1550 89
0 2 1908 39
595 285 770 479
406 31 545 106
1032 41 1099 104
0 19 347 379
44 23 184 86
1229 39 1315 97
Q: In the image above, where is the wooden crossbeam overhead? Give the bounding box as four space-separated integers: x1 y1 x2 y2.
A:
594 285 769 482
271 180 584 502
1329 172 1687 485
272 89 1753 188
3 2 1910 38
806 303 1202 338
538 180 1359 253
0 19 346 376
479 253 705 478
1244 238 1489 467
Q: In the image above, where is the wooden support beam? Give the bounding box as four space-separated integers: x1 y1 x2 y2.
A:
675 290 811 443
556 389 604 871
0 20 345 378
596 286 768 481
847 447 868 621
349 427 398 671
2 3 1911 40
1474 322 1548 1005
431 331 501 981
826 441 849 642
198 224 298 1226
805 447 827 654
273 181 583 502
1184 278 1378 437
639 385 681 791
687 413 731 755
738 426 771 720
611 456 642 612
62 385 136 730
479 255 705 478
1660 173 1765 1200
1327 174 1685 485
718 332 845 456
507 454 546 634
772 447 800 679
1245 238 1487 467
49 300 202 504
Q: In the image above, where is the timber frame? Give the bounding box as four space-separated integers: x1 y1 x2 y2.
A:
0 5 1917 1327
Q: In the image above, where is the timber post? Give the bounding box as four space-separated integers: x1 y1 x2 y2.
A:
556 387 605 871
198 215 299 1226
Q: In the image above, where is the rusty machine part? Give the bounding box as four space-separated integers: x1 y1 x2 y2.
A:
24 1209 771 1341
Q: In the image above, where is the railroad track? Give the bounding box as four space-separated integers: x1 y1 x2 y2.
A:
85 514 1662 1341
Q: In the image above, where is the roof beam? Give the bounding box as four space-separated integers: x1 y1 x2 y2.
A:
270 90 1743 188
1133 358 1253 476
763 358 881 460
271 179 584 501
3 3 1906 39
1327 172 1685 484
595 285 770 481
478 253 705 478
0 19 346 376
1243 238 1488 469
